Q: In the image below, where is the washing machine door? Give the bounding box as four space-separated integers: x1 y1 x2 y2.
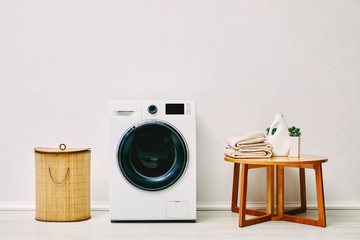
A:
118 120 188 191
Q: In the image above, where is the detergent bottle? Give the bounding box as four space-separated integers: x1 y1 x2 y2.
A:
268 114 290 156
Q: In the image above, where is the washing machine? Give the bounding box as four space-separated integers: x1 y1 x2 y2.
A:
109 100 196 222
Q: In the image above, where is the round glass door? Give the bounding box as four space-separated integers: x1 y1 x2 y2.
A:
118 120 188 191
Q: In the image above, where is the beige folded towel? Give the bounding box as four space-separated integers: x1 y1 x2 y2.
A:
225 146 272 158
228 131 266 148
225 131 272 158
237 142 273 151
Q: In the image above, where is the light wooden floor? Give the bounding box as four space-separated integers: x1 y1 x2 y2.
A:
0 210 359 240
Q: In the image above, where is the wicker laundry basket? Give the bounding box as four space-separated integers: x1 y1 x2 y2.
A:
34 144 91 222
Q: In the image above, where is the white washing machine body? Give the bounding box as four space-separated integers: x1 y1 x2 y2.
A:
109 100 196 221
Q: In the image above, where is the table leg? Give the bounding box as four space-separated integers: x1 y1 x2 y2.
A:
238 164 272 227
266 166 274 216
315 164 326 227
300 168 307 211
284 168 307 215
239 163 248 227
282 164 326 227
276 165 285 219
231 163 240 213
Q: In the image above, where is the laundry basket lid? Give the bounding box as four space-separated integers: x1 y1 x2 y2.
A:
34 144 90 153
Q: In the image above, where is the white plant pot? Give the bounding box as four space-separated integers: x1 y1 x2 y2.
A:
289 136 300 157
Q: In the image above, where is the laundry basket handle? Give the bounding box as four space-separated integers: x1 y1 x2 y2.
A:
59 143 66 151
48 167 70 184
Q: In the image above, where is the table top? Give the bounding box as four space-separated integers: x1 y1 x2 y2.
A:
224 154 328 166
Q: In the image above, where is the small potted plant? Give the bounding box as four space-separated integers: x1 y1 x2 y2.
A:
288 126 301 157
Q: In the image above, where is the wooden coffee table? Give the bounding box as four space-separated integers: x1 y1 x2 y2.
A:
225 154 328 227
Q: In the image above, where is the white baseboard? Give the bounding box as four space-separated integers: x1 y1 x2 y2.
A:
1 201 360 211
0 202 35 211
196 201 360 211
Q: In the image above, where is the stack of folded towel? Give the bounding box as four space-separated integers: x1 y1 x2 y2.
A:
225 131 273 158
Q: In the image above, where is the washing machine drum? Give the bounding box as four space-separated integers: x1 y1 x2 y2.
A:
118 121 188 191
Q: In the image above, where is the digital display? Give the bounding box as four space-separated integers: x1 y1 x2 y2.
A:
166 104 184 115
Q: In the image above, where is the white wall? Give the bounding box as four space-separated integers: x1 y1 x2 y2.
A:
1 0 360 209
